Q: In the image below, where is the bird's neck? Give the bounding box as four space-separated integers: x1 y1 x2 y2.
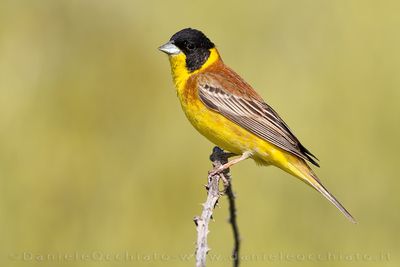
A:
168 48 221 93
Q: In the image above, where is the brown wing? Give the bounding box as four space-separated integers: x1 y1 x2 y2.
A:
197 69 319 167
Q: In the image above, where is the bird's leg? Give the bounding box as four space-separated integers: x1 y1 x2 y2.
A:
209 151 252 177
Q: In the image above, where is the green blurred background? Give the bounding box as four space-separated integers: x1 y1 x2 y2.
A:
0 0 399 266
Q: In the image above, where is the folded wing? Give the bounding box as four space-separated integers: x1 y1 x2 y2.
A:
197 71 319 166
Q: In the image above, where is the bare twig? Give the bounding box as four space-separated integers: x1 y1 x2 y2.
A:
226 178 240 267
194 146 241 267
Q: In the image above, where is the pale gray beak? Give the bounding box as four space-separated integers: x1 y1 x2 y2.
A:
158 41 181 55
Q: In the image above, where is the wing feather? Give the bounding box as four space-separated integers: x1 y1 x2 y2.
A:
197 72 319 166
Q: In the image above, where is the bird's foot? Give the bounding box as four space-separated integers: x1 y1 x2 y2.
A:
207 168 229 195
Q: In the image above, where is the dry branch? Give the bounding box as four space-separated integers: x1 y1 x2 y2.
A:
194 146 241 267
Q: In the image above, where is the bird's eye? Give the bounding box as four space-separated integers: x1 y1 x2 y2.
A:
187 43 195 50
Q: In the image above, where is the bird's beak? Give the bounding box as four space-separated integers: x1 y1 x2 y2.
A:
158 41 181 55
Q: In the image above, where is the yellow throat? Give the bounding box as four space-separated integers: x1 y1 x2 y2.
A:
168 48 220 93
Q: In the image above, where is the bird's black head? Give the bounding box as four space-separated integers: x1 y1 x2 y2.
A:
170 28 215 55
159 28 215 72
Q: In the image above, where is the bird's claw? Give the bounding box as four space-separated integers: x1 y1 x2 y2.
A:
208 166 230 191
208 167 221 177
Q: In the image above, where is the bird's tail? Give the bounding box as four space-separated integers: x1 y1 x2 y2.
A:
284 157 356 223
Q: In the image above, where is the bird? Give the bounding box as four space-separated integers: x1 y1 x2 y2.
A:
159 28 355 223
